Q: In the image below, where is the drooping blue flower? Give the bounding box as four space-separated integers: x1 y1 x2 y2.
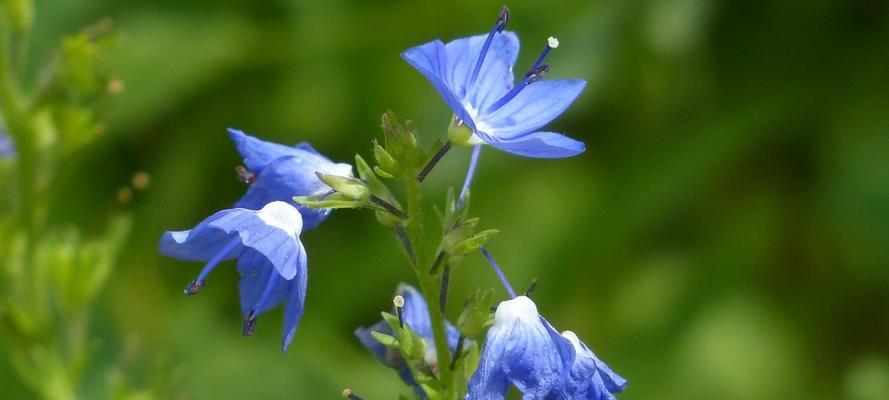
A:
355 284 461 394
159 201 308 351
561 330 627 400
227 128 353 230
467 295 575 400
402 7 586 159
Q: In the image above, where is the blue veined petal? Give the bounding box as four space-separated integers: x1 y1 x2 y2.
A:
486 131 585 159
281 246 308 351
228 128 354 176
443 31 519 110
293 141 322 156
561 331 627 399
234 156 333 229
401 40 477 132
159 202 304 280
228 128 300 172
482 79 586 138
467 296 575 400
237 251 289 315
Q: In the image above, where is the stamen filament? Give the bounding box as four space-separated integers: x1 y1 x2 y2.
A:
185 236 241 295
484 38 558 115
480 246 517 298
467 6 510 89
457 145 482 209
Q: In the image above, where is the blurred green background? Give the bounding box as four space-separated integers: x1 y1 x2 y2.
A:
5 0 889 398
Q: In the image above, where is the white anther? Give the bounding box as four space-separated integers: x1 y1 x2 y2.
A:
547 36 560 48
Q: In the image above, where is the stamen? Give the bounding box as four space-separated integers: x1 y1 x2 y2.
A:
243 271 280 336
235 165 256 183
342 389 364 400
393 294 405 328
523 278 538 297
467 6 511 89
184 236 241 295
457 145 482 209
480 246 517 298
484 37 559 115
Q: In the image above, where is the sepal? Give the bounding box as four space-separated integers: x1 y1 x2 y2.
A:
447 115 475 147
457 288 494 338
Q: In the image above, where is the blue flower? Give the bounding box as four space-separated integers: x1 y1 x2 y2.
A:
561 330 627 400
355 284 461 394
159 201 308 351
227 128 353 230
402 8 586 159
467 296 575 399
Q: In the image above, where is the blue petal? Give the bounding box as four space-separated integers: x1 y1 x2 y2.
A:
467 297 575 400
237 252 289 314
487 131 585 159
401 40 477 132
228 128 301 172
482 79 586 138
228 129 353 177
562 331 627 399
159 204 304 280
293 141 322 156
0 128 15 159
442 32 519 110
399 284 460 350
234 156 333 229
281 246 308 351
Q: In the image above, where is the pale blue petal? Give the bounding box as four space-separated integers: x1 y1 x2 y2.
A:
467 297 575 400
228 128 300 172
443 32 519 109
159 207 302 280
487 131 585 159
234 156 333 229
483 79 586 138
401 40 477 132
281 245 308 351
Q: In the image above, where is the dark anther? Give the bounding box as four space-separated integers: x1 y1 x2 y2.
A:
525 64 550 84
235 165 256 183
184 279 206 296
524 278 538 297
496 6 510 31
242 311 258 337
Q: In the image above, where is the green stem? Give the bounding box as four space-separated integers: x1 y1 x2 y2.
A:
403 177 454 396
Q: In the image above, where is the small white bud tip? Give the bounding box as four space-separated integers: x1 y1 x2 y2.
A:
393 295 405 308
547 36 560 48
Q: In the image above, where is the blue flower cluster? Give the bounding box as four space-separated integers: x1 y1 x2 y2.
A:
159 130 352 351
158 6 625 398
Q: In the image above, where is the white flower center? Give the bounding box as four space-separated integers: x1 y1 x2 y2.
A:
494 295 540 325
257 201 303 238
